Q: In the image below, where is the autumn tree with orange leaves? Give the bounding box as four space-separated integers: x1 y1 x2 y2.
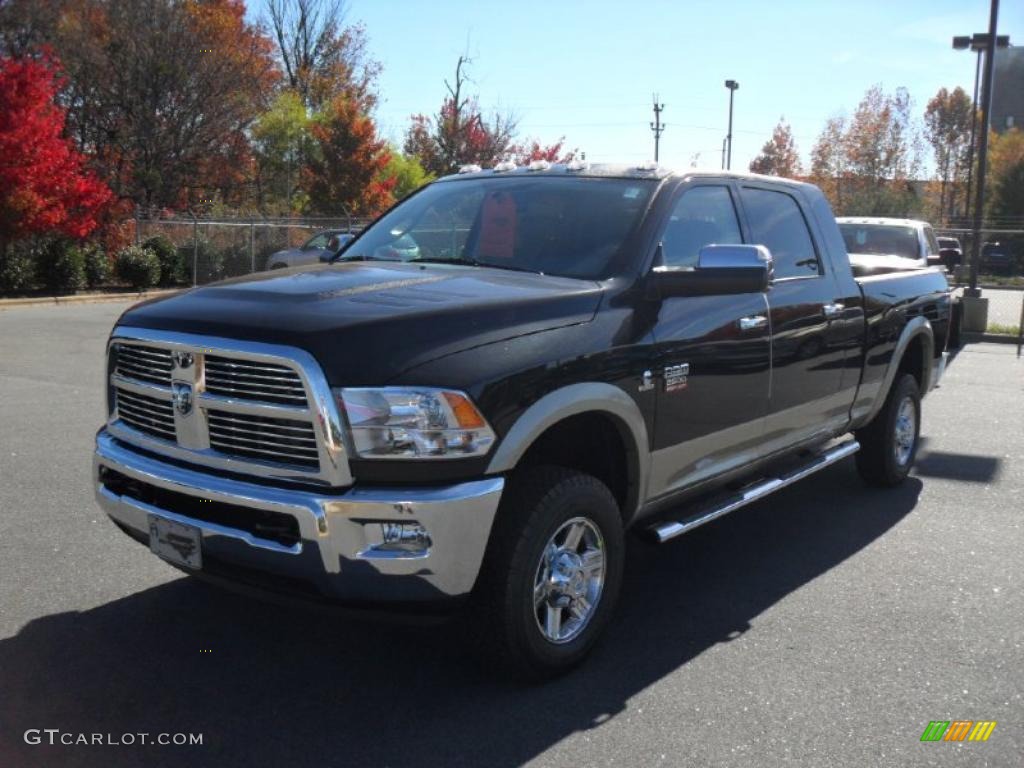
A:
810 85 922 217
749 119 802 178
305 96 395 217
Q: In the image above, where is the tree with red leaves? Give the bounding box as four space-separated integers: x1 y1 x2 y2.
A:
510 138 577 165
305 96 395 217
404 56 519 176
0 54 112 253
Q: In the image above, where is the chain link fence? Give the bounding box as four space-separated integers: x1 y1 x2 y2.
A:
134 216 371 285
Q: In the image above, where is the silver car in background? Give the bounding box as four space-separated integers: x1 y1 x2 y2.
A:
266 230 355 270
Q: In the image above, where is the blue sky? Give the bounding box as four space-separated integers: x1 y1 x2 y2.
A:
279 0 1024 172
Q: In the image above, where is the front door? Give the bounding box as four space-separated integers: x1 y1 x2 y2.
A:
737 184 848 455
647 183 771 499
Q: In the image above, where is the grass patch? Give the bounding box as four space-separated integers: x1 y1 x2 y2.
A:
987 322 1022 336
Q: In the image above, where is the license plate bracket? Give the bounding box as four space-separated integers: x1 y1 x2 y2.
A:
148 515 202 570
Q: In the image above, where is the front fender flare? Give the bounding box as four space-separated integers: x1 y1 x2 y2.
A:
485 382 651 521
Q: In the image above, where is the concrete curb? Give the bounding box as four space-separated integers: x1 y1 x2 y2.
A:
0 288 181 310
963 331 1023 346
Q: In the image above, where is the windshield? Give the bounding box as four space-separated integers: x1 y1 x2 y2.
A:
838 223 921 260
338 176 657 278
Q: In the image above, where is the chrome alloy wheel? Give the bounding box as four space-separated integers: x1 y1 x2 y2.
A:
533 517 606 644
893 395 917 466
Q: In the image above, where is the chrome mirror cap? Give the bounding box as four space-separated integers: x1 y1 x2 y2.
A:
697 244 774 281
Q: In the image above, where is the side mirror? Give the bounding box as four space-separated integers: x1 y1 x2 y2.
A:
651 244 773 298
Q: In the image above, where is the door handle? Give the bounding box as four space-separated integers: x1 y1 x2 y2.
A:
737 315 767 331
823 302 845 318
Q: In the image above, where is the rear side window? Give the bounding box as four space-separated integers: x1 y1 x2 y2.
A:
739 187 820 278
659 186 743 268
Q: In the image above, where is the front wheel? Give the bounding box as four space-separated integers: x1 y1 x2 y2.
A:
855 373 921 487
473 467 624 680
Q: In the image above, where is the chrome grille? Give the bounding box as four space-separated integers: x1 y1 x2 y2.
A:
115 344 173 386
207 410 319 468
106 328 351 486
204 356 307 405
114 387 176 441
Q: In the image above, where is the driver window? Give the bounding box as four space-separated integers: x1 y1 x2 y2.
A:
660 186 743 268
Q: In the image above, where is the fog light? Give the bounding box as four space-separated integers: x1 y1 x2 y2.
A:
376 522 431 553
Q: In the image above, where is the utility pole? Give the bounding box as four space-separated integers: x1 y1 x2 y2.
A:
650 95 665 163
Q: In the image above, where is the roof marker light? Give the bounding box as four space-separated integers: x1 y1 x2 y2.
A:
526 159 551 171
565 159 589 172
492 160 518 173
458 164 482 174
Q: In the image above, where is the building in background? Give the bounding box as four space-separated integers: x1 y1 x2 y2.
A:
992 46 1024 133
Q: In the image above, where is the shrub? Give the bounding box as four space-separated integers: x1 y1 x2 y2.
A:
179 238 222 284
82 243 110 288
143 234 183 286
219 243 253 278
34 238 86 293
115 245 161 289
0 242 36 293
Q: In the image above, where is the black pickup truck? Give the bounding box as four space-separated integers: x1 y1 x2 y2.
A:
94 165 950 678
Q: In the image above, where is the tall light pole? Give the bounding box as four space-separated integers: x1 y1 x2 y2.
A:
958 0 1001 335
724 80 739 170
953 32 1010 226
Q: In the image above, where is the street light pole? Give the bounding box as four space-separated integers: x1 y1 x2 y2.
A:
724 80 739 170
966 0 1001 299
954 32 1010 228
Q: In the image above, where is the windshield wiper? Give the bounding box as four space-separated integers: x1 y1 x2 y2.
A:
331 253 383 263
409 257 541 274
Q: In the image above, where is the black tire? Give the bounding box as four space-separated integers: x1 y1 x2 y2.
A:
855 373 921 487
269 263 287 270
473 467 624 681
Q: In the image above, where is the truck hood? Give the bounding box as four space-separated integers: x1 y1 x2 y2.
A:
118 261 604 385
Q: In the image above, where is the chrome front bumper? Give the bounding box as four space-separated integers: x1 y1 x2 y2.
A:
94 430 504 603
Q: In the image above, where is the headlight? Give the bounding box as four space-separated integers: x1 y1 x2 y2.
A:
336 387 496 459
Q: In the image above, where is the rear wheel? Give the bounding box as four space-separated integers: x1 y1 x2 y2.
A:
855 373 921 487
473 467 624 680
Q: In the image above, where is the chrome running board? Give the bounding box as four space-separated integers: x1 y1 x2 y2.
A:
648 439 860 544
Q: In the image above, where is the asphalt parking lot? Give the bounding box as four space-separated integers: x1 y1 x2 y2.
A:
1 300 1021 768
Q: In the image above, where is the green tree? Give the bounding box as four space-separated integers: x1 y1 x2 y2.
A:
252 90 313 213
382 150 433 202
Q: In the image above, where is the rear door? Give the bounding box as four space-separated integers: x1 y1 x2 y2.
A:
647 183 771 499
737 184 849 455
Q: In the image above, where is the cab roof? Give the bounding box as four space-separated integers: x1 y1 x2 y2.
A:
835 216 933 228
436 162 812 189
